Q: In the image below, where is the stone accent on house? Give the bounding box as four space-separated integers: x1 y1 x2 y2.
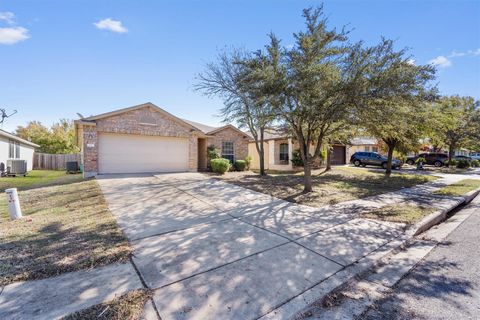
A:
207 127 250 162
82 124 98 177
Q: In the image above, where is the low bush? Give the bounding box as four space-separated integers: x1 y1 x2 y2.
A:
210 158 230 174
244 155 252 170
235 160 247 171
446 159 458 167
471 159 480 168
456 159 470 169
207 145 220 160
291 150 304 167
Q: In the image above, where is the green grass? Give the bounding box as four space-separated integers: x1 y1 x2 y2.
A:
433 179 480 197
218 167 438 207
0 178 132 286
62 289 152 320
362 204 436 224
0 170 83 192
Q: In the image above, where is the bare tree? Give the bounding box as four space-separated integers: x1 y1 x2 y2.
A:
195 48 276 175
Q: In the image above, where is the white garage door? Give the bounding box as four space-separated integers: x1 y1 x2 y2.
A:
98 133 189 174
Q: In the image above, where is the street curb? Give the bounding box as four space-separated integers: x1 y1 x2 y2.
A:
260 188 480 320
408 187 480 237
298 194 480 320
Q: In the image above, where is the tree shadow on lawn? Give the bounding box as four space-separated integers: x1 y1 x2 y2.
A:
0 219 131 286
223 170 434 207
0 180 132 286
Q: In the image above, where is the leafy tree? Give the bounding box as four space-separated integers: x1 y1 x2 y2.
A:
430 96 479 165
274 7 357 192
15 119 79 154
195 46 278 176
352 39 437 175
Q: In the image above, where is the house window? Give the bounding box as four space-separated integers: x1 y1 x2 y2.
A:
15 142 20 158
279 143 289 162
221 141 235 162
8 139 15 158
372 146 378 153
364 146 370 152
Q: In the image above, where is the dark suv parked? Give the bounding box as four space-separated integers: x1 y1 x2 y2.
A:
350 152 402 169
406 153 448 167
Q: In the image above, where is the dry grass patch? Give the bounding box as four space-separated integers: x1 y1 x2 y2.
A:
0 179 132 286
433 179 480 197
362 204 436 224
217 167 437 207
62 289 152 320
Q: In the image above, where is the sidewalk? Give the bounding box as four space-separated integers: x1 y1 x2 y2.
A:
0 172 477 320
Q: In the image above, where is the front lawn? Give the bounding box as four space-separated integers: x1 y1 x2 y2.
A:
362 204 436 224
63 289 152 320
433 179 480 197
0 170 83 191
0 177 132 286
218 167 438 207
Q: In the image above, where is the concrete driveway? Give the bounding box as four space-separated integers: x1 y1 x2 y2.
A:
97 173 404 320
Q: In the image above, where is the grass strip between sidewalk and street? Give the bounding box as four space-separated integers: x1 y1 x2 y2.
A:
433 179 480 197
362 204 436 224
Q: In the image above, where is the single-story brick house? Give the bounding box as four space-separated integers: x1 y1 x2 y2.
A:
248 130 380 171
0 129 39 172
74 102 250 177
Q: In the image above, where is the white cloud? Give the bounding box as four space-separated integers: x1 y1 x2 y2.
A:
0 12 15 24
428 55 452 68
0 27 29 45
448 48 480 58
407 59 416 65
94 18 128 33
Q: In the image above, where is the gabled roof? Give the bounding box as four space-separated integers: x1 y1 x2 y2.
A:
0 129 40 148
182 119 218 134
208 124 252 138
81 102 203 133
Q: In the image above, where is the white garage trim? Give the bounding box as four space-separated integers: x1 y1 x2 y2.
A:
98 133 189 174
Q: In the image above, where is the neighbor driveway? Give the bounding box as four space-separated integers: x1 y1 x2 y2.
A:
97 173 406 319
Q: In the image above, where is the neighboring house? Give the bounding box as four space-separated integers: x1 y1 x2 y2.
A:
0 129 39 172
248 131 380 171
346 137 380 160
74 102 250 177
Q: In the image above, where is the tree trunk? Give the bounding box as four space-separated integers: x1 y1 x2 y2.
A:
325 146 332 172
303 161 313 193
386 144 395 176
447 143 455 167
255 128 266 176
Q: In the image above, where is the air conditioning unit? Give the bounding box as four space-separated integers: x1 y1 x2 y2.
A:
66 161 79 174
7 160 27 176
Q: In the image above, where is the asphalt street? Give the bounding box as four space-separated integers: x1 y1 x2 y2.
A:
361 197 480 320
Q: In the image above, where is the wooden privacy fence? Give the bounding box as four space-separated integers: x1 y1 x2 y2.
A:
33 153 81 170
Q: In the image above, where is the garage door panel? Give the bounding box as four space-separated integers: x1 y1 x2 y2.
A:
98 133 189 174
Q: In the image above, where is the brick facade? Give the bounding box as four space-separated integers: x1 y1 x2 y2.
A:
80 105 200 176
77 104 251 176
207 127 250 162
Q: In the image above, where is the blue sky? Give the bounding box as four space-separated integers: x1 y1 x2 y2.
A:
1 0 479 132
